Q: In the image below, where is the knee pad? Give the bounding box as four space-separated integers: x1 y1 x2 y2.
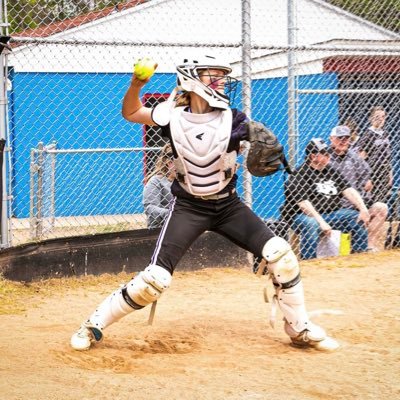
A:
125 264 172 308
370 202 388 217
262 236 299 284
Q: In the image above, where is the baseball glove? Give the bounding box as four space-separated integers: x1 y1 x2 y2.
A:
246 121 290 177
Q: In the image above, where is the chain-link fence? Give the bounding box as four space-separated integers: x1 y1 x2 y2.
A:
2 0 400 260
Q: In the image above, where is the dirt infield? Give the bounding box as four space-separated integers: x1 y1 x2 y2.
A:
1 250 400 400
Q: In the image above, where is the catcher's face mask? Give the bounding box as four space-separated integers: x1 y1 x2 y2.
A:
176 55 238 109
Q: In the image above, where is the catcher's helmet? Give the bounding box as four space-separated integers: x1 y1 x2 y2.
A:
176 55 238 109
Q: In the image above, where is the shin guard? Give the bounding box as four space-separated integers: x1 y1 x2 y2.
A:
88 265 172 331
262 237 327 343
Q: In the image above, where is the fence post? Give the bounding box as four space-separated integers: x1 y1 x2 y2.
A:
287 0 299 169
241 0 252 210
29 143 45 240
0 34 10 247
36 142 44 238
29 148 38 239
241 0 254 267
49 141 57 230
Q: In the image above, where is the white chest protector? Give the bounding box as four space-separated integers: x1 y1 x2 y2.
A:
169 107 237 196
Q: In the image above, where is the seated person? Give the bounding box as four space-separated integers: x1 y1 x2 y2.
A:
143 144 175 228
281 138 370 260
329 125 388 252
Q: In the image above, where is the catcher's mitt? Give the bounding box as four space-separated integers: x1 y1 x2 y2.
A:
246 121 290 177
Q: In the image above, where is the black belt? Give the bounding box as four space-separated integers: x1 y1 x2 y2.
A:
193 188 236 201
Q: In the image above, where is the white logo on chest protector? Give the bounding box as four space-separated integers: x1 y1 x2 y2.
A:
316 180 337 198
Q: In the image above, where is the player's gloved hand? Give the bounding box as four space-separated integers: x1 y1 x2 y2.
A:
246 121 290 177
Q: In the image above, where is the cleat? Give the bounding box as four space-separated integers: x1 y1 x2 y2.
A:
289 329 339 351
285 320 339 351
70 322 103 351
284 320 326 341
313 336 340 351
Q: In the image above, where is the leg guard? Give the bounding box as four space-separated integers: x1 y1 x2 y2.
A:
88 264 172 331
71 265 171 351
262 237 337 349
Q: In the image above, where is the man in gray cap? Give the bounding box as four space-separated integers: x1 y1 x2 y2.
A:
281 137 370 259
329 125 388 252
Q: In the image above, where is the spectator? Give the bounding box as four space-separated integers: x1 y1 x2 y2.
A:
356 105 393 203
344 117 360 146
143 143 175 228
329 125 388 252
281 138 370 260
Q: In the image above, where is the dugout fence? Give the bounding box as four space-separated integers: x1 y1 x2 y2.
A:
1 0 400 258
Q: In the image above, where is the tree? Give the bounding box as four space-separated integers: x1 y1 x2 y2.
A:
327 0 400 33
7 1 400 35
7 0 121 34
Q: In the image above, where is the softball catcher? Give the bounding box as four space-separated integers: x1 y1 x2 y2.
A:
71 55 338 352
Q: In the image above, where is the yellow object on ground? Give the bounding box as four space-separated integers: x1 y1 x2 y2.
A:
340 233 351 256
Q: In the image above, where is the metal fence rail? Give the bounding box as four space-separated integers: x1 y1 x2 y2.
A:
27 144 165 244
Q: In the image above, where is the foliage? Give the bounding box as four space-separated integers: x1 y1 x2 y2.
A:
327 0 400 33
6 1 400 35
7 0 121 34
